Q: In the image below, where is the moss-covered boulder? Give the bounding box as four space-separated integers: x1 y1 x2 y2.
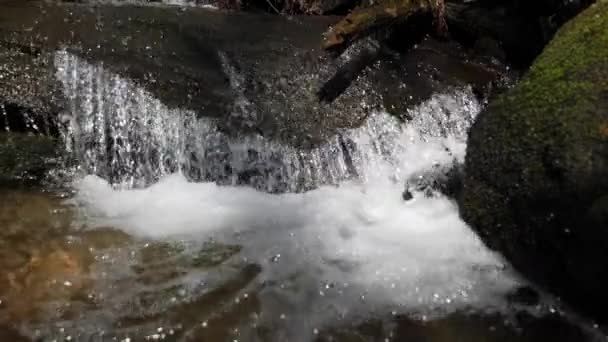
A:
460 0 608 320
0 133 60 185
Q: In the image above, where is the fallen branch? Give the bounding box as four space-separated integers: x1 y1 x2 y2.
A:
322 0 440 51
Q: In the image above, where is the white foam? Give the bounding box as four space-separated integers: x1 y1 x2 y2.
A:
71 111 519 321
59 48 519 328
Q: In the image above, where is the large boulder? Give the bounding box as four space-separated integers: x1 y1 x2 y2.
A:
460 0 608 320
0 1 502 148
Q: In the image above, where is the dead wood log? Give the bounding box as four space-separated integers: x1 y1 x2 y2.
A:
322 0 440 51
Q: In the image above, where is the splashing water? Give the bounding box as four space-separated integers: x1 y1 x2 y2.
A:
55 50 478 191
51 50 525 340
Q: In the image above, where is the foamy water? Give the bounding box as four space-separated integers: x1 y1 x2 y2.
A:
56 49 523 339
70 114 520 325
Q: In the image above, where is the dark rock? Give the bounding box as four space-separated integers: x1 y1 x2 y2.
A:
318 311 596 342
0 1 507 150
0 1 374 147
506 286 540 306
402 187 413 201
0 133 61 185
373 37 510 118
405 160 465 199
519 313 589 342
460 1 608 321
280 0 358 14
446 0 594 68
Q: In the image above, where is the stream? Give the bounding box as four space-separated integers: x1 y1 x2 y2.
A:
0 7 606 341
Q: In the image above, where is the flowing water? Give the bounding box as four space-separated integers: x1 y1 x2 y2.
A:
0 50 605 341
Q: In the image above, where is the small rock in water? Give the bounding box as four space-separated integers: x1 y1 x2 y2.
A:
271 254 281 263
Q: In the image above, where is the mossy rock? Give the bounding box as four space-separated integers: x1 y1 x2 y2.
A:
459 0 608 320
0 133 60 185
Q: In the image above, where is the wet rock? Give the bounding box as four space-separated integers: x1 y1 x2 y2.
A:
0 1 507 150
0 1 368 148
460 1 608 321
506 286 540 307
406 160 465 199
0 133 61 185
318 311 596 342
402 187 413 201
518 312 589 342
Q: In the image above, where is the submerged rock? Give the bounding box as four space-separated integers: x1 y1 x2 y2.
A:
460 0 608 320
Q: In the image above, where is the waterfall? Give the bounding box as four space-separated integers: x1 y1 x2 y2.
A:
55 50 480 192
43 49 531 342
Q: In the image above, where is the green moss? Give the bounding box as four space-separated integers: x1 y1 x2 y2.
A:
0 133 60 184
509 0 608 138
464 0 608 199
459 0 608 318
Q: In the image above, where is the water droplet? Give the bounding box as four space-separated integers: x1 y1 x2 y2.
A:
201 321 208 328
280 313 286 320
313 328 319 335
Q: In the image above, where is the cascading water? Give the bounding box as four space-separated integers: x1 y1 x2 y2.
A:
42 50 537 341
56 50 479 192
